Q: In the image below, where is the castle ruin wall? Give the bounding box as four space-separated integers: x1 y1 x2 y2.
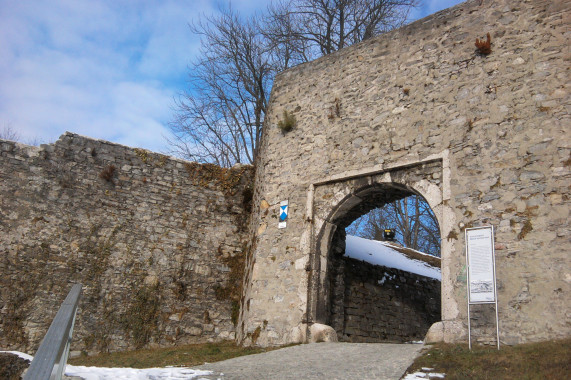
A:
239 0 570 346
0 133 253 354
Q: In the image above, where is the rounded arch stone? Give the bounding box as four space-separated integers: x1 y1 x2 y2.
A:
307 160 454 337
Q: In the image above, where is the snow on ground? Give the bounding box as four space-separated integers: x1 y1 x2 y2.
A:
64 365 212 380
1 351 212 380
345 235 441 280
403 367 446 379
4 350 34 361
403 371 446 379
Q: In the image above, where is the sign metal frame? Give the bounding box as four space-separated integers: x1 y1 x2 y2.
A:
465 225 500 350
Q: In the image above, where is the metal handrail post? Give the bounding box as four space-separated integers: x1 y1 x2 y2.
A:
24 284 82 380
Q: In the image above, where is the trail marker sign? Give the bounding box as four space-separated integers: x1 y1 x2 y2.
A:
278 200 288 229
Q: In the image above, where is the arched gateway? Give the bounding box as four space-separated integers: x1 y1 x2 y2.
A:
308 160 446 342
237 0 570 347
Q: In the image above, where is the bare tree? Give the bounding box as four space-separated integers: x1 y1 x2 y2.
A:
169 8 274 166
0 124 20 142
263 1 315 71
265 0 418 57
168 0 419 166
0 124 47 146
347 195 441 256
346 204 388 241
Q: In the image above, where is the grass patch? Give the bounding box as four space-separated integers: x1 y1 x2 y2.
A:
402 339 571 380
68 341 279 368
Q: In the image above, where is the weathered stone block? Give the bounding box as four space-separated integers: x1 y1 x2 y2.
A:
309 323 338 343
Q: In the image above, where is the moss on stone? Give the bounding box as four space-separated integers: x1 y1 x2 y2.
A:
518 220 533 240
121 283 161 349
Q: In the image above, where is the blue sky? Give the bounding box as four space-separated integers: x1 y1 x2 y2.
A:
0 0 465 153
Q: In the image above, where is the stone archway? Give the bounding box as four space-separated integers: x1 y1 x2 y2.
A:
306 158 455 342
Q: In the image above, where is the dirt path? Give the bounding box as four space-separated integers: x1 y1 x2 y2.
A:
197 342 425 380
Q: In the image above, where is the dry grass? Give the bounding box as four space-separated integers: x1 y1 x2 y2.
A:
475 33 492 55
402 339 571 380
68 341 281 368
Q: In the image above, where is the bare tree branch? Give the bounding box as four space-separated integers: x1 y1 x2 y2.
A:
0 124 20 142
266 0 418 57
168 7 273 166
347 195 441 257
168 0 419 166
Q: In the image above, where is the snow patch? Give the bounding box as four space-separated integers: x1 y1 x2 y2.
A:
345 235 441 280
64 365 212 380
403 371 446 379
0 351 212 380
2 351 33 361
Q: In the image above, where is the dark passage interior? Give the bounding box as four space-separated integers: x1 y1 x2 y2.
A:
319 184 441 343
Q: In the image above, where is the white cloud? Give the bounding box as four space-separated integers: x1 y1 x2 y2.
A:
0 0 220 152
136 1 207 80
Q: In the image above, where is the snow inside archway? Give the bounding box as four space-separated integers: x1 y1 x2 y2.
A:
345 235 441 280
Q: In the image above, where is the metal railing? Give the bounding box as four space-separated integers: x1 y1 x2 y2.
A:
24 284 82 380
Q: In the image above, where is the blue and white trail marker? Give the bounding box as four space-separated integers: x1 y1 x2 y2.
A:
279 200 288 229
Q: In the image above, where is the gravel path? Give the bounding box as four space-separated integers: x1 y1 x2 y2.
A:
197 342 425 380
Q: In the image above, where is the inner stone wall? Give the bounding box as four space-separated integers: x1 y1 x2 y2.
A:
0 133 253 354
338 257 441 343
327 230 441 343
239 0 570 346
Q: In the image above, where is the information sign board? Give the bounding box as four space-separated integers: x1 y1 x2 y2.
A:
465 225 500 350
466 226 496 303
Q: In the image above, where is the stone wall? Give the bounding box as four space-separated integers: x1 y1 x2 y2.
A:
338 257 441 343
239 0 570 346
0 133 253 354
326 229 441 343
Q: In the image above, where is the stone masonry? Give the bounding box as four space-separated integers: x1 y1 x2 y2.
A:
337 257 441 343
239 0 570 346
0 133 253 354
326 229 441 344
0 0 569 354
